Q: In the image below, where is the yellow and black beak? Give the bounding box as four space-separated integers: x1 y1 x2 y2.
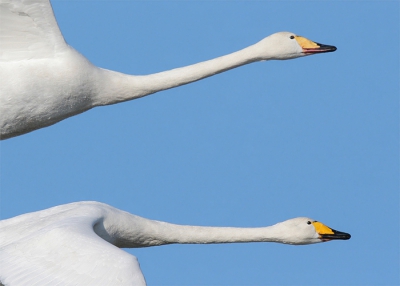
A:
312 221 351 241
295 36 337 54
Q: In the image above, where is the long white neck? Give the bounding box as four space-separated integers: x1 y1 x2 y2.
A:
94 44 262 106
97 208 286 248
140 222 282 246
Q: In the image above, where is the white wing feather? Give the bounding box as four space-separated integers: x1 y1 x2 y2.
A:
0 0 67 61
0 205 146 286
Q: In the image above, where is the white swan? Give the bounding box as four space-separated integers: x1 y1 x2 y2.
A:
0 0 337 140
0 201 350 285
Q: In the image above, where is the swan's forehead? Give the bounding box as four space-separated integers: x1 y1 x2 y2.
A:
274 31 296 37
274 217 315 232
285 217 314 224
286 218 335 235
284 218 335 235
270 32 320 49
269 31 297 40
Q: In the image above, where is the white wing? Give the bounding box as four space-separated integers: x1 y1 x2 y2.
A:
0 0 67 61
0 213 146 285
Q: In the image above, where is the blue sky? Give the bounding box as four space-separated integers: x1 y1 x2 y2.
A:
1 1 399 285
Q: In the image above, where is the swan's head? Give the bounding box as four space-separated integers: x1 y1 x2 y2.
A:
273 217 351 245
257 31 337 60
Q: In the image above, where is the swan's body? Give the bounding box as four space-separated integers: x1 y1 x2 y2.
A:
0 201 350 285
0 0 336 140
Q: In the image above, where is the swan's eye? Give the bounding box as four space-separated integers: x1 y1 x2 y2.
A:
307 221 311 225
290 35 295 39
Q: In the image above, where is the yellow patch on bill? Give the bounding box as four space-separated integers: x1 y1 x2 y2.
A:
295 36 320 49
312 221 334 235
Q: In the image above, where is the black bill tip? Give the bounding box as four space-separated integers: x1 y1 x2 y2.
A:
303 43 337 54
320 229 351 241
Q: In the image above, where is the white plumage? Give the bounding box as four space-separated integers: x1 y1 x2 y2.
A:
0 201 350 285
0 1 346 285
0 0 336 140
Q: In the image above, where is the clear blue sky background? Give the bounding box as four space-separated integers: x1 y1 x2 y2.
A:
1 1 399 285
